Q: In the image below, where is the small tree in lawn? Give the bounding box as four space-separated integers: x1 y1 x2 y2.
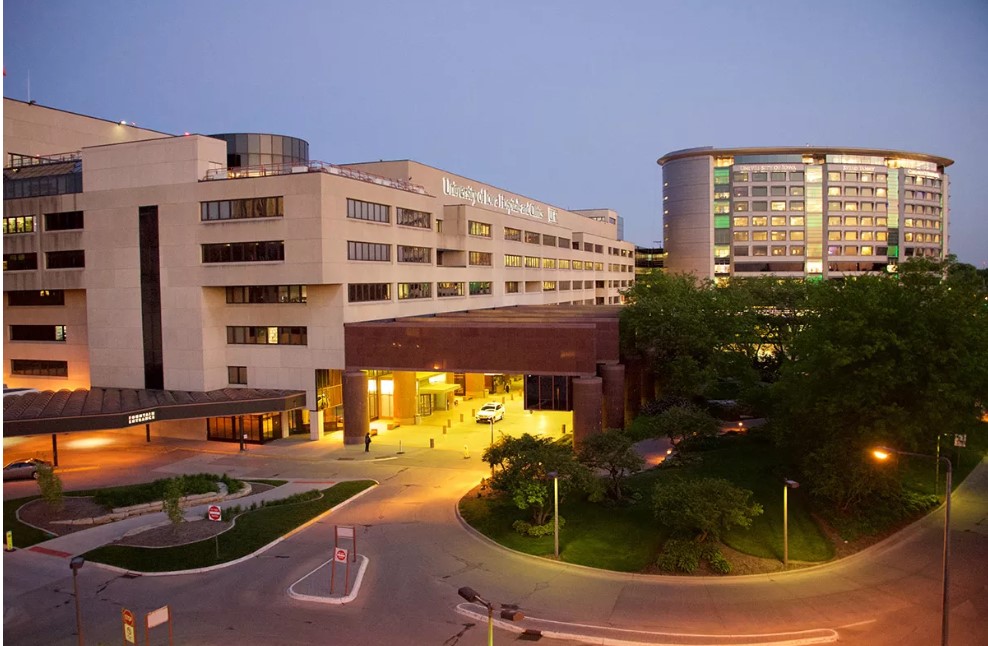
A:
649 404 720 449
162 478 184 525
482 433 597 526
36 463 64 512
577 429 645 501
653 477 763 574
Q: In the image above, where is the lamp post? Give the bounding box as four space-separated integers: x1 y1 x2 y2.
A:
547 471 559 558
457 586 525 646
872 447 952 646
489 417 494 447
782 479 799 568
69 555 85 646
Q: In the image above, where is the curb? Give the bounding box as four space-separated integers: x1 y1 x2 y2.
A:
287 554 369 604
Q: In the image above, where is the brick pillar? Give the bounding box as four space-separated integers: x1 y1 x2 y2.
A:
343 370 369 445
280 411 290 439
624 355 642 421
309 409 324 441
572 376 602 449
465 373 486 399
393 371 418 424
599 363 625 430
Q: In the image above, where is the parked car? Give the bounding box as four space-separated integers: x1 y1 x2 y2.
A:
475 402 505 423
3 458 51 481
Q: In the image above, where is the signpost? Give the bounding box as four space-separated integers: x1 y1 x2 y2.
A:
206 505 222 522
330 547 350 595
145 605 173 646
122 608 136 645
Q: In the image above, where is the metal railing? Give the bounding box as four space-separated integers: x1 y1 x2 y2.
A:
203 161 427 195
7 151 82 168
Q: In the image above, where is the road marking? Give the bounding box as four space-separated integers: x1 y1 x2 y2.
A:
54 466 100 473
28 546 72 558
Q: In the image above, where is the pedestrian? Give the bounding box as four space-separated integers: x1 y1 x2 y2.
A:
505 382 510 394
364 432 372 453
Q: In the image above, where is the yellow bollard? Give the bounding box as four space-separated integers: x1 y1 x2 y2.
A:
5 530 13 551
463 445 470 459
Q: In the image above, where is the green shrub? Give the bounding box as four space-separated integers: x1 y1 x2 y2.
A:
162 479 183 525
656 539 732 574
93 473 225 508
511 516 565 537
36 464 64 512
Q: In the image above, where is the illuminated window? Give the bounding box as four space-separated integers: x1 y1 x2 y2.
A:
771 231 787 241
714 203 731 214
828 216 842 226
398 282 431 300
524 256 540 268
828 201 842 211
469 251 492 266
504 254 522 267
844 245 859 255
861 231 874 241
876 217 888 226
734 202 749 212
904 232 914 242
790 201 804 211
861 172 873 182
789 216 805 226
790 230 805 241
791 246 805 255
771 201 787 211
733 171 749 182
752 216 768 226
861 202 874 212
844 216 858 226
733 231 749 241
771 246 787 256
437 282 465 297
844 231 858 241
771 216 786 226
845 186 859 197
876 187 887 198
469 221 492 237
828 171 842 181
504 227 522 241
733 216 750 227
904 218 914 227
752 231 768 241
752 245 768 256
845 172 858 181
790 186 805 196
861 187 874 197
828 245 841 255
828 186 842 196
876 231 888 241
828 231 842 241
469 281 492 295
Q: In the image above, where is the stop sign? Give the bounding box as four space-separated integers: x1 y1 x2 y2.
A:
207 505 222 521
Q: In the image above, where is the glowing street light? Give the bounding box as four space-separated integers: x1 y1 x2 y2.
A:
457 586 525 646
69 555 85 646
871 446 952 646
547 471 559 558
782 479 800 568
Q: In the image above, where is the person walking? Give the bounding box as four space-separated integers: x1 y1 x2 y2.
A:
364 432 372 453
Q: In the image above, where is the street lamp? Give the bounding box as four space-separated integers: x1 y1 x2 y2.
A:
547 471 559 558
457 586 525 646
69 555 85 646
872 446 952 646
782 479 799 568
489 416 495 447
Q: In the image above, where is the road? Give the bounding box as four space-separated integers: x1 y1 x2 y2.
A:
3 413 987 645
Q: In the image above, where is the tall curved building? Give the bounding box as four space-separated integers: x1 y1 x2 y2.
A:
657 147 952 280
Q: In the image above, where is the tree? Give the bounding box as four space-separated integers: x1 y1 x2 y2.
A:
482 434 597 525
647 404 720 448
652 477 763 542
162 478 184 525
576 429 645 501
36 463 64 512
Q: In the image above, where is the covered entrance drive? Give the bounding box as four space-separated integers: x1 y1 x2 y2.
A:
342 305 627 448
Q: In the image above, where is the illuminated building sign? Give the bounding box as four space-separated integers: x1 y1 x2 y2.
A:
128 411 156 425
442 177 558 223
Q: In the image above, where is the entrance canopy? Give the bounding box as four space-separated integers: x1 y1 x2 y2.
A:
345 305 621 376
2 387 306 437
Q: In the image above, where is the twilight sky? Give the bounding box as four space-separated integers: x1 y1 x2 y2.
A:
4 0 987 267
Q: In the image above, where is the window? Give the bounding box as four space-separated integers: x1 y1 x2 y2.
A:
790 201 804 211
770 171 787 181
46 250 85 269
828 171 841 181
3 253 39 271
844 230 858 241
348 241 391 261
752 245 768 256
10 325 67 342
504 227 522 241
771 245 787 256
790 186 804 196
572 260 583 270
771 231 787 241
346 198 390 223
733 186 749 197
202 241 284 263
543 258 556 269
396 207 431 228
733 245 749 256
226 285 307 304
752 201 768 212
10 359 67 377
398 282 431 300
859 216 874 227
752 231 768 241
790 171 804 181
845 172 858 181
542 281 557 291
504 254 522 267
733 216 750 227
845 186 859 197
844 216 859 226
876 217 888 226
861 231 874 241
3 216 36 234
734 202 749 212
771 216 786 226
827 201 842 211
469 251 492 266
828 216 842 226
558 237 570 249
469 281 492 295
861 172 873 182
771 186 787 196
714 190 730 200
828 186 842 196
714 203 731 214
201 197 284 221
751 216 768 226
44 211 85 231
229 366 248 385
791 246 805 255
828 231 842 241
733 171 749 182
469 221 492 237
790 230 805 241
525 256 540 268
861 246 873 256
789 216 805 226
542 234 557 247
226 326 308 344
771 201 787 211
752 186 768 196
844 245 859 255
397 245 431 263
752 172 768 181
437 282 464 297
861 202 874 212
524 230 540 244
347 283 391 302
558 259 570 269
505 281 520 294
7 289 65 306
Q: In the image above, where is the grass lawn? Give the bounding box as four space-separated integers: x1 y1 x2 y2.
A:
84 480 374 571
3 495 55 548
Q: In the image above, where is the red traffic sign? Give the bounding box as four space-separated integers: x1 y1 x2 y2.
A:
122 608 136 644
122 608 135 626
334 547 348 563
207 505 222 522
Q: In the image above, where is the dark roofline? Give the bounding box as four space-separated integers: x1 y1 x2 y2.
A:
3 96 175 137
657 146 953 168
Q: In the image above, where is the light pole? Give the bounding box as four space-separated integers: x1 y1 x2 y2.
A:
457 586 525 646
872 447 952 646
69 555 85 646
782 479 799 568
489 417 494 447
547 471 559 558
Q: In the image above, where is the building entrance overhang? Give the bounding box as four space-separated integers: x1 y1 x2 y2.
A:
2 387 307 437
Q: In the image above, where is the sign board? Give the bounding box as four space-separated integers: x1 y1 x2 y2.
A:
334 548 348 563
337 526 355 539
954 434 967 448
207 505 222 522
122 608 136 644
146 605 170 629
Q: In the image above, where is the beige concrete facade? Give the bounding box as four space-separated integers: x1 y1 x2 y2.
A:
4 99 634 440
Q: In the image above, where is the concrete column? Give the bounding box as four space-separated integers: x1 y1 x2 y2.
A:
572 376 602 449
599 363 626 430
624 355 643 421
343 370 369 445
309 409 324 441
280 411 290 439
465 372 486 399
393 371 418 424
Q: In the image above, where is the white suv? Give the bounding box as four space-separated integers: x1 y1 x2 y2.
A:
475 402 505 423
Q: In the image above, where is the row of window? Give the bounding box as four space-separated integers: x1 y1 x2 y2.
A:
9 359 67 377
4 170 83 200
733 245 892 258
903 190 941 201
826 186 889 197
201 241 284 263
226 326 307 345
348 279 615 302
827 230 892 241
903 232 941 243
201 197 284 221
904 175 942 187
3 250 85 271
8 325 67 342
226 285 307 304
902 218 940 229
6 290 66 306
